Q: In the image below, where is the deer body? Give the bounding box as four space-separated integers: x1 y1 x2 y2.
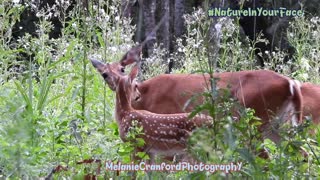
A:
301 83 320 124
134 70 301 116
117 110 210 157
133 70 303 141
114 65 212 159
136 72 320 126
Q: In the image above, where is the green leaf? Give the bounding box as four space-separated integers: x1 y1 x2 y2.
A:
135 138 145 147
108 122 119 136
96 31 105 47
237 148 256 168
14 81 32 113
263 139 277 153
136 152 149 160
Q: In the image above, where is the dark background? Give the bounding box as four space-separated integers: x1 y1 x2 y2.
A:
13 0 320 68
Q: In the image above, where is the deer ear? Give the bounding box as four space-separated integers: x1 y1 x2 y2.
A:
129 64 139 82
120 45 142 66
90 58 105 69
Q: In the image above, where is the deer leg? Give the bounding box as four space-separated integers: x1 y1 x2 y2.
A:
163 155 175 162
180 153 197 164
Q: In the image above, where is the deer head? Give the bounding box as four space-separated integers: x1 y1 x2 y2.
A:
90 45 141 90
90 58 142 102
119 45 142 66
90 59 125 91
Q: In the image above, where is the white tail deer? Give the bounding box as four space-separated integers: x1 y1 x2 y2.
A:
91 47 303 144
96 62 212 161
301 83 320 124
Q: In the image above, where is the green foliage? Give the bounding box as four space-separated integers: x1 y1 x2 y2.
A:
288 16 320 83
116 120 148 164
0 0 319 179
139 44 169 80
0 0 133 178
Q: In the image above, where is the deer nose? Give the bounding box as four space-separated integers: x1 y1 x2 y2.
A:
89 58 104 68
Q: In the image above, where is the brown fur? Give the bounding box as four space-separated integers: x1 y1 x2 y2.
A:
301 82 320 124
133 70 303 143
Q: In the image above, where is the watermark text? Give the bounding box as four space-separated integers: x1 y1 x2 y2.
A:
208 7 304 17
106 161 243 173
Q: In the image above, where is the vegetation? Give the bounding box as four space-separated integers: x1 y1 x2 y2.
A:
0 0 319 179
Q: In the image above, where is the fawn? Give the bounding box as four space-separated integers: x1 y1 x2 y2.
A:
93 61 212 161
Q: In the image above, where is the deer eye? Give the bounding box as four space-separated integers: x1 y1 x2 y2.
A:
102 73 108 79
120 67 125 73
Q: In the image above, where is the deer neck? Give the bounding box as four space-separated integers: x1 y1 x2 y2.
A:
115 79 133 122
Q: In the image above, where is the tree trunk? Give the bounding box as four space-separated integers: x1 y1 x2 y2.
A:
121 0 133 18
142 0 156 56
174 0 184 38
159 0 170 51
